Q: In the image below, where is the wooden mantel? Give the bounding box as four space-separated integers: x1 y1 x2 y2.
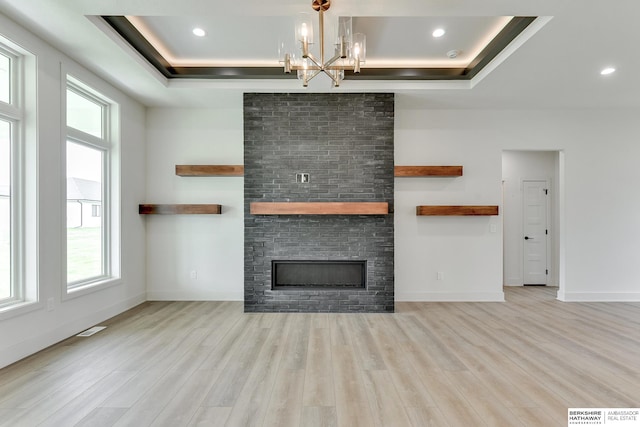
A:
139 204 222 215
416 205 499 216
250 202 389 215
175 165 244 177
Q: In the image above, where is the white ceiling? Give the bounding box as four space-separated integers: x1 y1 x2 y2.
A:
126 15 512 68
1 0 639 109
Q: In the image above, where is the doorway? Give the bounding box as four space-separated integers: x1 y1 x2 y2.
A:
502 150 561 289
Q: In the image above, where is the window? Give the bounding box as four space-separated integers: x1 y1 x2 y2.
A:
0 52 9 104
66 80 117 290
0 119 11 301
0 42 29 312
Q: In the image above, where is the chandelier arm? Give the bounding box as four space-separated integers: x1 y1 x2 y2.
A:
325 65 355 71
323 54 343 69
322 69 340 86
304 53 323 69
319 7 326 66
307 69 322 82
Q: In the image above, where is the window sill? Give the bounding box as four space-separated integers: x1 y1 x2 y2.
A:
63 277 122 301
0 300 43 321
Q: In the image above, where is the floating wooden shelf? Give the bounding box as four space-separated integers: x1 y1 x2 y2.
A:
175 165 244 177
139 204 222 215
250 202 389 215
416 205 499 216
394 166 463 177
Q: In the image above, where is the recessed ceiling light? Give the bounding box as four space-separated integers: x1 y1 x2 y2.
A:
192 28 206 37
432 28 446 38
600 67 616 76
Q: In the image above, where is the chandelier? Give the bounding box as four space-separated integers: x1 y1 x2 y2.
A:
281 0 366 87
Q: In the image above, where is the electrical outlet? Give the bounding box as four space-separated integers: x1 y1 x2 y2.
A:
190 270 198 280
437 272 444 280
47 298 54 311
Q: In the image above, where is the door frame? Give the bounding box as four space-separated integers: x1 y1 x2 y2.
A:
521 178 551 286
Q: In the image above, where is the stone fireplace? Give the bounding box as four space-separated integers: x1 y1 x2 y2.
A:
244 93 394 313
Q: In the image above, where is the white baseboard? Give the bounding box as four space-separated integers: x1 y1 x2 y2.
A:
395 291 505 302
558 292 640 302
0 292 146 369
146 290 243 301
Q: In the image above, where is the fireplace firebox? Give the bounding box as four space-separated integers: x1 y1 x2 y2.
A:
272 260 366 290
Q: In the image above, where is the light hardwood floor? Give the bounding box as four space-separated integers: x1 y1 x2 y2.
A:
0 287 639 426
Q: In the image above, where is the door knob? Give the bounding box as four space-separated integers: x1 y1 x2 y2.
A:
524 236 533 240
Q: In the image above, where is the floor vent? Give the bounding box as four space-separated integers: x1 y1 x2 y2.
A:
76 326 107 337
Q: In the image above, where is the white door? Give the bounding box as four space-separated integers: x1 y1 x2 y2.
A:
523 180 548 285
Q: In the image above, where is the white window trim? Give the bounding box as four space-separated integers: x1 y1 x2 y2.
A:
62 75 120 299
0 38 39 317
0 46 24 309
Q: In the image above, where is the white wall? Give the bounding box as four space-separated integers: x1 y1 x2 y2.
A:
395 100 640 302
0 13 147 369
144 95 640 303
502 150 559 286
394 100 504 301
145 107 244 300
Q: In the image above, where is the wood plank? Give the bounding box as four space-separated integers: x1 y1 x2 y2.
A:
149 369 215 426
250 202 388 215
331 344 376 427
74 407 128 427
175 165 244 177
37 371 137 427
262 370 305 427
223 316 288 426
416 205 499 216
362 370 413 427
394 165 463 177
303 328 335 407
302 407 338 427
186 407 232 427
138 204 222 215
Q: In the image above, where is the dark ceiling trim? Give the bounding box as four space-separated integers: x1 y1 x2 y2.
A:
463 16 536 79
102 16 175 78
101 15 537 81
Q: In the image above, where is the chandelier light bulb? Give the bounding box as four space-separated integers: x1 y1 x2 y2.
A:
353 43 361 58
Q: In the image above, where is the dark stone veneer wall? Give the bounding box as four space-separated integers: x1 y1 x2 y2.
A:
244 93 394 313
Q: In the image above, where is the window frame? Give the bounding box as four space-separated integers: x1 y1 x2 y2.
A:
64 77 118 294
0 38 38 318
0 45 23 309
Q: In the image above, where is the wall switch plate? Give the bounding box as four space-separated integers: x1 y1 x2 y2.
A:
47 298 54 311
437 272 444 280
490 224 497 233
190 270 197 280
